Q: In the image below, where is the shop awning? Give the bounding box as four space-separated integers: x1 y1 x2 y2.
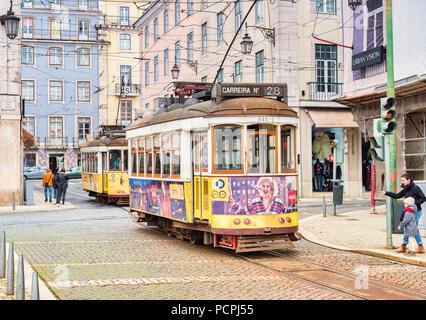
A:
307 109 359 128
22 129 35 148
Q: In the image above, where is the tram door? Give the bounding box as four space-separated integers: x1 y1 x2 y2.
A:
193 132 209 221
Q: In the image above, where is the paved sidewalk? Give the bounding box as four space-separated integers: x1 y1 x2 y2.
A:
298 204 426 267
0 190 76 214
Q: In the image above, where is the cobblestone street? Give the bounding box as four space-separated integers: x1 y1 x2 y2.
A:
0 181 424 300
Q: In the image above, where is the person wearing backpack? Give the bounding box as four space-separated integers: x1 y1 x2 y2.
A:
42 169 54 202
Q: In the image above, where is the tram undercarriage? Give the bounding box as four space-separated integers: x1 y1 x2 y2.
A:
134 211 297 253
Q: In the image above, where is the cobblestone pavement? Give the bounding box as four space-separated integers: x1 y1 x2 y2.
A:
1 182 423 300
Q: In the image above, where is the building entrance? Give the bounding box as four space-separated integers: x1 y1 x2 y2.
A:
48 153 65 171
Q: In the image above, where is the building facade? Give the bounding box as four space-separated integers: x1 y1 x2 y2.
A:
339 0 426 199
21 0 102 170
97 0 143 126
0 1 22 204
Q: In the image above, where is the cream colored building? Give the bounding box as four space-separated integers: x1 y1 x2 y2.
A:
0 1 22 204
97 1 144 126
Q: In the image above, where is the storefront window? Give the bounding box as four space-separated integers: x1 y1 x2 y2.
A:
247 124 276 174
213 126 242 172
312 127 343 192
109 150 122 171
281 126 296 172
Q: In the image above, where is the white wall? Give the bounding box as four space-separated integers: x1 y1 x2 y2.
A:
393 0 426 80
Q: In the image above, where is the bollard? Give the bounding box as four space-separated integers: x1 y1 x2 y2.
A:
12 192 15 211
7 243 14 295
16 254 25 300
31 271 40 300
0 231 5 278
322 196 327 217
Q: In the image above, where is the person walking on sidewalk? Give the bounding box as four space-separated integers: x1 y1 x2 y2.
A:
55 168 70 206
52 168 60 201
397 197 418 256
381 173 426 254
42 169 54 202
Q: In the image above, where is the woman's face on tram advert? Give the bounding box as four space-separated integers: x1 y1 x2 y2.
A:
255 179 274 199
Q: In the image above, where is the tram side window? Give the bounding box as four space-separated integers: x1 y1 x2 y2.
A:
131 140 137 176
213 126 242 172
146 137 153 176
247 124 276 174
138 138 145 176
123 150 128 171
162 135 171 177
172 133 180 177
109 150 122 171
281 125 296 172
154 136 161 176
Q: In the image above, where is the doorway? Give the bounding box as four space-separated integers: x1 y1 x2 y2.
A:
49 153 65 171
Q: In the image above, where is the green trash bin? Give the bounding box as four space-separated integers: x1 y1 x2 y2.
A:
333 184 343 205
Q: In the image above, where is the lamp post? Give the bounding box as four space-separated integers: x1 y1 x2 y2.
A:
1 1 20 40
348 0 362 11
241 22 276 51
171 64 180 80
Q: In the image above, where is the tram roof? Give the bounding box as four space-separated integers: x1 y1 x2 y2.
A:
79 136 127 148
126 97 296 131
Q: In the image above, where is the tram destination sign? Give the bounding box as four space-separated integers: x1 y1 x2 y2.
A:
212 83 287 101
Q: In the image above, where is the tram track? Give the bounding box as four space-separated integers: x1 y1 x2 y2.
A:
233 249 426 300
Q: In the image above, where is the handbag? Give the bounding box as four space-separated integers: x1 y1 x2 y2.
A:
45 174 53 188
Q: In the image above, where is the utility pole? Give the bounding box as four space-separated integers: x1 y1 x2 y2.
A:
385 0 396 249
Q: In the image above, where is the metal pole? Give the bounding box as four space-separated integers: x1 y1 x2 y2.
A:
385 0 395 248
31 271 40 300
16 254 25 300
12 192 15 211
384 134 393 248
6 243 14 295
332 146 337 216
0 231 5 278
322 196 326 217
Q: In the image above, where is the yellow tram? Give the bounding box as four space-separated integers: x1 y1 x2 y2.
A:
126 83 299 252
80 125 130 204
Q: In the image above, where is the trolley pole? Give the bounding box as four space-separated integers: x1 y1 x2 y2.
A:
385 0 395 249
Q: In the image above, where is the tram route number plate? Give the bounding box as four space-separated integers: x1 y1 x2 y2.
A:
215 83 287 98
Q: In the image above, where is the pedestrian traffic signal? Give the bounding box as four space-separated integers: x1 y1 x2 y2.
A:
380 97 397 134
370 119 384 161
330 139 338 148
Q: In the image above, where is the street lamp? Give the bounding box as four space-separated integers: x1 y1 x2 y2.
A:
0 1 20 40
240 22 274 55
348 0 362 10
171 64 180 80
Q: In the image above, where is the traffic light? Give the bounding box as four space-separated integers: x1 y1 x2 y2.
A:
379 97 397 134
330 140 338 148
370 119 384 161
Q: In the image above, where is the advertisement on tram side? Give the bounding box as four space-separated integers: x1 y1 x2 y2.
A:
211 175 297 215
129 179 188 221
82 173 103 193
107 172 129 196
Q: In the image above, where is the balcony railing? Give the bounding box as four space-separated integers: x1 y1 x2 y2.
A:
45 137 68 148
115 84 140 96
306 82 343 102
73 137 86 148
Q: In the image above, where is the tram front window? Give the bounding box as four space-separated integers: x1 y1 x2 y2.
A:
213 126 242 172
109 150 122 171
281 126 296 172
248 124 276 174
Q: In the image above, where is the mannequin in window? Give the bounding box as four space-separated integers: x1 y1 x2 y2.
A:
314 159 324 192
313 131 332 160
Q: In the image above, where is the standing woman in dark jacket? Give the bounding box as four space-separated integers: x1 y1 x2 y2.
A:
382 173 426 253
52 168 60 202
55 168 70 206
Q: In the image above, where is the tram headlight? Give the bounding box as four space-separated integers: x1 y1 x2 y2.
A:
243 218 251 225
279 217 285 224
233 218 241 225
286 217 292 223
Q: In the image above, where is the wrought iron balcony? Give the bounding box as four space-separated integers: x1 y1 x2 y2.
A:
45 137 68 148
115 84 140 96
306 82 343 101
